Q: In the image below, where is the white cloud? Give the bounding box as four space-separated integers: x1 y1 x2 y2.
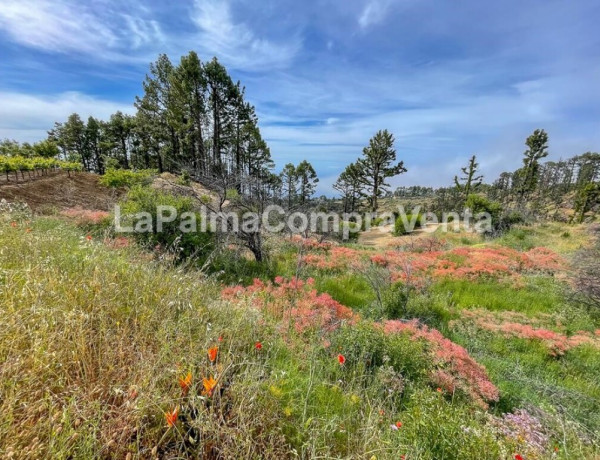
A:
189 0 300 70
0 91 133 142
358 0 394 29
0 0 164 60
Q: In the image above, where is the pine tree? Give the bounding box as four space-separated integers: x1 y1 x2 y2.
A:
296 160 319 204
518 129 549 199
454 154 483 204
356 130 407 212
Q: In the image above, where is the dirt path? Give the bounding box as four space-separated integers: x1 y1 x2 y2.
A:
0 171 122 212
358 224 441 248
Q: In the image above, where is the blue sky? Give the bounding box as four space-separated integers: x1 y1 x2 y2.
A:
1 0 599 194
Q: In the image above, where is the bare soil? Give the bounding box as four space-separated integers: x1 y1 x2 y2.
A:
0 171 122 212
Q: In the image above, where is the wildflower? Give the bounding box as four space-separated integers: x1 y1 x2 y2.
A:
390 424 399 431
178 372 192 395
436 387 442 393
85 234 92 241
379 409 385 416
207 346 218 362
255 341 262 350
395 421 403 428
337 354 346 365
10 221 17 228
514 455 523 460
202 376 217 396
218 336 223 342
165 407 179 427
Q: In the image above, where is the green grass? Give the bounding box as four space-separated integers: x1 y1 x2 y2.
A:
0 216 531 459
2 211 599 458
433 276 564 315
315 273 376 310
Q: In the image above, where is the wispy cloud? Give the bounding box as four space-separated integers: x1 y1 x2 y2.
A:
358 0 395 29
0 0 164 60
189 0 301 70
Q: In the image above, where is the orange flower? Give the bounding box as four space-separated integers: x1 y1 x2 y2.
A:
178 372 192 395
395 421 402 428
337 354 346 365
207 346 218 362
165 406 179 427
10 221 17 228
218 336 223 342
86 234 92 241
202 376 217 396
255 341 262 350
436 387 442 393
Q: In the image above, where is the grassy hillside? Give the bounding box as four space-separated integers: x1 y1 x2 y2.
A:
1 206 599 458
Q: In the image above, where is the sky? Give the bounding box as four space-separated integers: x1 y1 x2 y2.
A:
1 0 599 194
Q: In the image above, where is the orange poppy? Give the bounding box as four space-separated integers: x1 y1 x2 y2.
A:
208 346 218 362
337 354 346 365
165 406 179 427
178 372 192 395
255 341 262 350
202 376 217 396
395 421 402 428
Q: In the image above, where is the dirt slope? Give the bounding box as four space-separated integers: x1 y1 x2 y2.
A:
0 171 122 212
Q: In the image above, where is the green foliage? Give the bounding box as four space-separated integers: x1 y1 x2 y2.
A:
99 168 156 188
394 213 424 235
176 170 191 186
119 185 213 260
0 154 81 179
329 321 430 381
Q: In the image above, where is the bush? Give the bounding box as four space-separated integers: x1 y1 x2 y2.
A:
100 168 156 188
465 194 504 234
118 185 213 261
394 213 424 235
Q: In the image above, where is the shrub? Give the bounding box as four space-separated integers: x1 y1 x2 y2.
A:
99 168 156 188
176 170 191 186
118 185 213 261
329 321 430 381
394 213 424 235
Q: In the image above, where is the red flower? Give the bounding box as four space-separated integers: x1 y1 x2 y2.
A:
86 234 92 241
255 341 262 350
218 336 223 342
165 407 179 427
514 455 523 460
436 387 442 393
337 354 346 365
207 346 218 362
395 421 402 428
